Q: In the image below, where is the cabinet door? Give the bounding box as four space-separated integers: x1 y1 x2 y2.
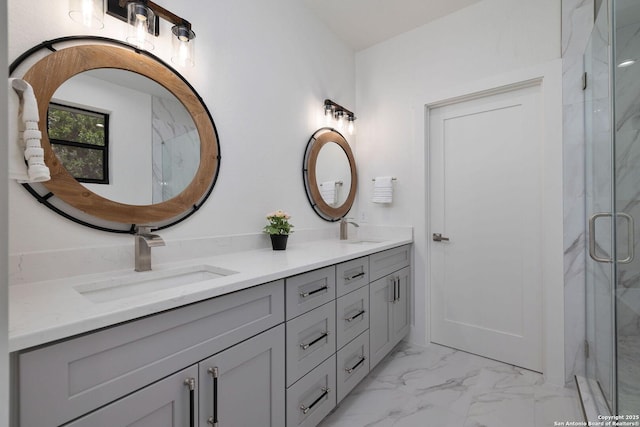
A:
199 325 285 427
392 266 411 346
66 365 198 427
369 275 394 368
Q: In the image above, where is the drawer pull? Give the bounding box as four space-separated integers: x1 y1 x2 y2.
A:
299 285 328 298
344 272 365 281
300 331 329 350
344 310 366 323
345 356 366 374
184 378 196 427
300 387 330 414
207 367 219 426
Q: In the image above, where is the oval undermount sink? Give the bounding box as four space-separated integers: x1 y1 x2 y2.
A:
343 239 385 245
73 265 238 303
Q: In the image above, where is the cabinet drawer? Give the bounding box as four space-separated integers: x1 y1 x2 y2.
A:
336 256 369 297
286 355 337 427
286 301 336 386
19 280 284 427
66 365 198 427
369 245 411 281
336 330 369 403
286 266 336 320
336 285 369 350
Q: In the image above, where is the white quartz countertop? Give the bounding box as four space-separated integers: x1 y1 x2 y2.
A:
9 236 412 352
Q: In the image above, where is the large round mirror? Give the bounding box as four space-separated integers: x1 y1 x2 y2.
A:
303 128 357 221
11 37 220 232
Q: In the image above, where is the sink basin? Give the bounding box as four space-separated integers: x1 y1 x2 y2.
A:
343 239 385 245
74 265 238 303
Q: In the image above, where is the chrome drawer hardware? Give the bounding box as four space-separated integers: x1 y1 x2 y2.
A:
299 285 328 298
207 367 219 426
344 310 366 323
184 378 196 427
300 331 329 350
432 233 450 242
345 356 366 374
344 272 365 281
300 387 330 414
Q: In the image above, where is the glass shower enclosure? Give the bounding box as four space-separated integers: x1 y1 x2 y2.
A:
584 0 640 416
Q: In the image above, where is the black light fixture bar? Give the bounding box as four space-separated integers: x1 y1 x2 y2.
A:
107 0 192 36
324 99 356 120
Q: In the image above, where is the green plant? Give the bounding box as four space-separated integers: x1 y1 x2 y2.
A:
263 210 294 235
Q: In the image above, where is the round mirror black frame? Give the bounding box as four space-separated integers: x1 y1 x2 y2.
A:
303 127 357 221
9 36 221 233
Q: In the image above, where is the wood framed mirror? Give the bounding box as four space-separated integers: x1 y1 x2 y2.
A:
303 128 357 221
10 37 220 233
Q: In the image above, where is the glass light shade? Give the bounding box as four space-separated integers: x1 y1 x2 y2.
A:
171 25 196 67
347 116 356 135
127 2 155 50
324 105 334 126
335 111 345 130
69 0 104 29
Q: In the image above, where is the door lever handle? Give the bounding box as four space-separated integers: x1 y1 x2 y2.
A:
432 233 450 242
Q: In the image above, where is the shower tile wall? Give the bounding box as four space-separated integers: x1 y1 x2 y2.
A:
151 96 200 203
613 14 640 412
562 0 595 384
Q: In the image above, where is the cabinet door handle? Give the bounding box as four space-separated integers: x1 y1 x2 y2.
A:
207 367 219 426
389 277 396 303
184 378 196 427
396 276 400 302
344 309 366 323
299 387 330 414
345 356 367 374
300 331 329 350
344 272 365 281
299 285 328 298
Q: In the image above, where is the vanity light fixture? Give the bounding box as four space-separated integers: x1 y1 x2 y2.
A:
107 0 197 67
323 99 356 135
68 0 104 29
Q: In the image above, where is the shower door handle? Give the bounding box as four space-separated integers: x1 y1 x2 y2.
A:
618 212 634 264
589 213 613 263
588 212 635 263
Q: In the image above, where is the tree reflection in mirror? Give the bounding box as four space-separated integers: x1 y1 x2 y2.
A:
47 102 109 184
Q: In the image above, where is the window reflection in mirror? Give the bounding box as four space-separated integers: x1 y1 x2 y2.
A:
48 103 109 184
51 69 200 206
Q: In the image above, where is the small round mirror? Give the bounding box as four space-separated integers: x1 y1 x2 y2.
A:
303 128 357 221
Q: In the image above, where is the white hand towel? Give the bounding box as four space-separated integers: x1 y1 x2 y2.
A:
9 78 50 183
8 79 30 181
372 176 393 203
320 181 337 205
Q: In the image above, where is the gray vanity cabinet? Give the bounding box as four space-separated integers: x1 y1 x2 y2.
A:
17 281 284 427
65 365 199 427
198 324 285 427
369 250 411 368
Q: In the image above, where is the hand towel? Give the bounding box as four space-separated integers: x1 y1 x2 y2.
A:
372 176 393 203
320 181 337 205
9 78 51 183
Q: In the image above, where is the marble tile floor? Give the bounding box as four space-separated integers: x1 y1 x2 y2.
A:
319 342 583 427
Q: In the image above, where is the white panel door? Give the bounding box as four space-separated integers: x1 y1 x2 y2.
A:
429 83 543 372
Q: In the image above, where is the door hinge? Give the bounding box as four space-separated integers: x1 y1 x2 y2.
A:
585 340 590 359
582 72 588 90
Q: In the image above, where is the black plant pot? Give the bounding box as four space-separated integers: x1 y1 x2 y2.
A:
270 234 288 250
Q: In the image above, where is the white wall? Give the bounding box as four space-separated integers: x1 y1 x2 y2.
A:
1 0 9 424
354 0 562 382
7 0 355 254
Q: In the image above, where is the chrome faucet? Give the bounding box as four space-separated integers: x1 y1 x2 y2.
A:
135 226 166 272
340 218 359 240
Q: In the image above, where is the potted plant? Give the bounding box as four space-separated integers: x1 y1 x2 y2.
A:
264 210 294 250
